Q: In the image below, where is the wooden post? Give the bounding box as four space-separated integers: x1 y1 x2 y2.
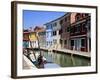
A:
35 32 42 56
71 53 75 66
71 46 76 66
29 32 37 60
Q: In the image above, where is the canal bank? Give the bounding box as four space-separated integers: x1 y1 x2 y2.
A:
23 55 37 69
39 47 91 58
23 48 91 69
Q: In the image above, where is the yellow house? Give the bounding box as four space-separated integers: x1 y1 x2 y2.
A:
29 32 38 48
29 32 37 41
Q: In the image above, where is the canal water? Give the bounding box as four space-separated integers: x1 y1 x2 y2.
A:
34 50 91 68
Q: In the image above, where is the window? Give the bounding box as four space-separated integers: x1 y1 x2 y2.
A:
53 39 57 44
53 31 57 36
64 40 67 44
59 29 62 34
52 22 57 27
50 41 52 45
82 14 85 18
71 27 75 33
75 13 81 21
46 24 52 29
75 25 81 33
82 23 86 32
60 39 62 44
76 16 80 21
77 25 81 32
49 41 51 45
85 13 89 17
65 17 67 21
54 23 57 26
47 42 48 46
70 27 74 34
71 40 74 46
81 39 85 47
46 25 49 29
67 27 70 32
86 20 90 31
60 20 63 24
46 32 48 37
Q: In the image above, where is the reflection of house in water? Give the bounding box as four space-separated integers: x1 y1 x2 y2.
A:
70 13 91 52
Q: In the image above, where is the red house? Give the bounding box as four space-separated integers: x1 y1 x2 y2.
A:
70 13 91 52
60 13 70 49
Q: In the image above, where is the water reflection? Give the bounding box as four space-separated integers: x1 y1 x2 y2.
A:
35 50 91 67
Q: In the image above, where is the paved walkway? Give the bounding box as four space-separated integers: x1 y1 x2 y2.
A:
54 48 90 58
23 55 37 69
40 47 91 58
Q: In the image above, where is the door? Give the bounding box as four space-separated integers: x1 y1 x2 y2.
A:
74 39 77 50
77 39 81 51
74 39 81 51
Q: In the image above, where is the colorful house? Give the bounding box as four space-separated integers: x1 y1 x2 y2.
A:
51 18 61 49
70 13 91 52
44 23 53 48
23 12 90 52
23 29 38 48
23 30 30 48
60 13 71 49
29 31 38 48
34 26 46 48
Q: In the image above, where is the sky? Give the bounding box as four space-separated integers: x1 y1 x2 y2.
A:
23 10 66 29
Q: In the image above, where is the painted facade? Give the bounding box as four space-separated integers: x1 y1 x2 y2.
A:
34 26 46 48
44 23 53 48
23 12 91 52
52 19 61 49
60 13 71 49
70 13 91 52
23 30 30 48
44 17 62 49
29 31 38 48
23 29 38 48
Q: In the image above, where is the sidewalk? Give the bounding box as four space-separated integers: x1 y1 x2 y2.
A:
54 48 91 58
40 47 91 58
23 55 37 69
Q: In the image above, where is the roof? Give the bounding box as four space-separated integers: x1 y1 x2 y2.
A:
44 13 70 25
34 26 45 32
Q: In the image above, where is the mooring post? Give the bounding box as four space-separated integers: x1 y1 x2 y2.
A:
71 46 76 66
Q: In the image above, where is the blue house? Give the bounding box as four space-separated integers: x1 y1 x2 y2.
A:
44 23 53 48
